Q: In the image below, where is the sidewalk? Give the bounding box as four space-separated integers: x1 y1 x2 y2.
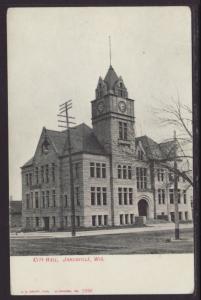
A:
10 223 193 240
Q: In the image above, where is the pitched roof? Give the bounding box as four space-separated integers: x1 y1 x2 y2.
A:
9 201 22 214
136 135 163 160
22 157 34 168
159 140 175 160
46 129 66 155
63 123 106 156
104 65 119 89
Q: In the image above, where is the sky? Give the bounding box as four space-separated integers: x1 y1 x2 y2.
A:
7 7 192 199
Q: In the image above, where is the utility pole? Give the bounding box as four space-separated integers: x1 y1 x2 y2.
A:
58 100 76 237
173 130 180 240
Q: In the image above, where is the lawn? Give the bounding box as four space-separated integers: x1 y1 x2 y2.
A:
10 228 194 256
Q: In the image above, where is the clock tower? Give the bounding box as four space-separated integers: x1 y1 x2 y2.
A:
91 65 135 154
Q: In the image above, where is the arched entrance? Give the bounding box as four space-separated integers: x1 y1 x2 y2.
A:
138 199 149 217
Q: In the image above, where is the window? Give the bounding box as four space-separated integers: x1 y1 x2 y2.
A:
170 212 175 222
97 187 101 205
29 173 32 186
168 171 174 182
76 216 80 227
36 217 39 227
74 163 79 178
102 163 106 178
52 163 55 182
64 195 68 208
104 215 108 226
130 214 134 224
30 192 33 208
118 188 122 205
64 216 68 227
138 150 144 160
26 174 29 186
46 191 49 207
52 190 56 207
157 169 164 182
41 166 44 183
178 189 181 204
96 163 101 178
158 189 165 204
91 187 95 205
90 163 95 177
185 211 188 220
117 165 121 178
169 189 174 204
124 188 127 205
98 215 102 226
129 188 133 204
92 215 96 226
125 214 129 224
183 190 187 204
136 168 147 189
119 121 128 140
179 212 182 220
35 167 39 184
128 166 132 179
75 187 80 205
26 194 30 209
123 165 127 179
45 165 49 183
35 192 39 208
120 214 123 225
102 188 107 205
52 216 56 226
42 191 45 208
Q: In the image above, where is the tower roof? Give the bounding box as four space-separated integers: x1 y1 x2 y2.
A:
104 65 119 89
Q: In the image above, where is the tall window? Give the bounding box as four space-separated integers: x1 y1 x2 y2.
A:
120 214 123 225
45 165 49 183
26 194 30 209
90 163 95 177
46 191 49 207
35 167 39 184
98 215 102 226
92 215 96 226
136 168 147 189
91 187 95 205
64 195 68 208
75 187 80 205
130 214 134 224
104 215 108 226
123 165 127 179
30 192 33 208
129 188 133 204
178 189 181 204
42 191 45 208
74 163 79 178
123 188 127 205
36 217 39 227
52 163 55 182
52 190 56 207
41 166 44 183
96 163 101 178
119 121 128 140
118 165 122 179
128 166 132 179
168 171 174 182
35 192 39 208
26 174 29 186
97 187 101 205
125 214 129 224
29 173 32 186
157 169 164 182
138 150 144 160
102 188 107 205
102 163 106 178
169 189 174 204
158 189 165 204
76 216 80 227
183 190 187 204
118 188 122 205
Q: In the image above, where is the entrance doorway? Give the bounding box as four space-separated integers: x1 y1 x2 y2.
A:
43 217 49 231
138 199 149 217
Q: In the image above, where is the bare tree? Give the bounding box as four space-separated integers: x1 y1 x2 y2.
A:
152 96 193 186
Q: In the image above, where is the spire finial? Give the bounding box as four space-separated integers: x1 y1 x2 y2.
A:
109 36 112 66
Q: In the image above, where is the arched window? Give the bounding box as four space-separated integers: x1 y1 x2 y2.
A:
119 82 123 88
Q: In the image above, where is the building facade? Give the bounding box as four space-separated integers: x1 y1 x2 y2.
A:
21 65 193 230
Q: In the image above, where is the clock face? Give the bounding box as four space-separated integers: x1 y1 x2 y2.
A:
118 101 126 113
97 101 104 113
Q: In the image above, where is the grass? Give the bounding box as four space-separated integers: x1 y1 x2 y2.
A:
10 228 194 256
